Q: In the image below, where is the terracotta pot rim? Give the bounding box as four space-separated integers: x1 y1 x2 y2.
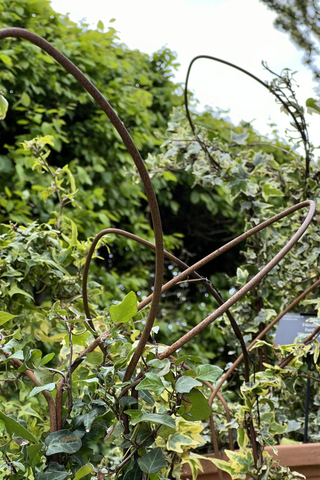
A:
181 443 320 479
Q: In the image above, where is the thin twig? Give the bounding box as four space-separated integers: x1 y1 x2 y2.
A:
298 373 320 383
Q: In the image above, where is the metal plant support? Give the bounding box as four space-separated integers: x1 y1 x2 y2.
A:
1 27 319 477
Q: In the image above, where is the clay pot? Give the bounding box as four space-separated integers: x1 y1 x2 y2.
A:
181 443 320 480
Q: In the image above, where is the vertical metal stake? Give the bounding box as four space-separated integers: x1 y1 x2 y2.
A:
303 353 312 443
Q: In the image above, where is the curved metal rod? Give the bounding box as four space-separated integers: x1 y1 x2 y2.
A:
83 230 228 316
157 200 315 359
83 228 238 450
83 201 314 382
208 278 320 432
184 55 310 176
61 200 314 430
140 201 315 312
82 228 251 381
216 393 233 449
209 414 225 480
0 28 164 384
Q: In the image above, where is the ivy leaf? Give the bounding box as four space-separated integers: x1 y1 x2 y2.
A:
30 349 42 365
231 131 249 144
86 351 104 365
210 449 252 478
0 411 37 443
18 403 43 420
26 443 43 467
138 389 155 405
174 355 202 365
73 406 105 430
237 428 249 449
181 388 211 421
28 382 56 399
280 104 290 115
0 311 17 326
7 349 24 361
135 425 155 447
236 267 249 285
70 330 91 347
148 358 171 376
123 460 143 480
73 464 94 480
125 411 175 428
0 53 12 67
252 150 265 167
119 396 138 408
227 448 254 472
163 171 178 182
307 317 320 325
110 291 137 323
157 424 176 440
196 364 223 383
40 353 55 366
306 97 320 115
145 414 175 429
260 411 287 435
8 284 34 300
45 430 82 456
34 368 54 385
167 433 194 453
280 437 301 445
286 419 301 433
147 359 166 368
136 373 165 395
262 183 283 201
137 447 167 474
175 376 202 393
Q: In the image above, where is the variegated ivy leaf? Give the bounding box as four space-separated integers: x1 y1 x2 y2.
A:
167 433 194 453
125 410 175 429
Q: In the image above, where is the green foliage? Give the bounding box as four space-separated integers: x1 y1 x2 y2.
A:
1 2 320 478
0 411 37 443
137 448 167 474
0 143 222 479
147 63 320 478
110 291 138 324
0 0 188 338
0 0 244 372
260 0 320 82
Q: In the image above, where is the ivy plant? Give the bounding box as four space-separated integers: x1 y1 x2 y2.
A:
145 57 320 478
1 20 320 480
